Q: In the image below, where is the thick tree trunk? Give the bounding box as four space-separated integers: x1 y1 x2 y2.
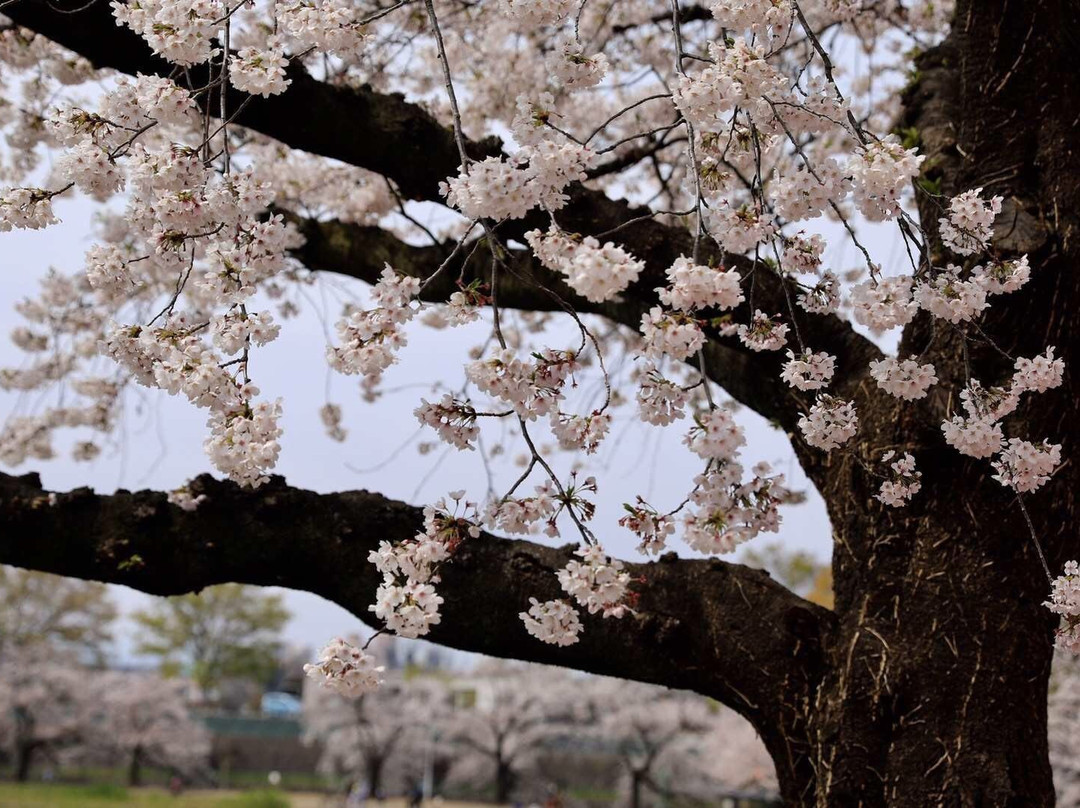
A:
495 759 515 804
806 503 1055 806
366 754 384 797
128 746 143 788
14 742 35 783
629 770 646 808
755 1 1080 804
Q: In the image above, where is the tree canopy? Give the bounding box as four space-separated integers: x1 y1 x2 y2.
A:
0 0 1078 804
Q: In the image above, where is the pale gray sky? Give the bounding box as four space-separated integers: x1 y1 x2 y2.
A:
0 183 906 667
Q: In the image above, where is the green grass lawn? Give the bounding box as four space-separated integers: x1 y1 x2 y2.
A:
0 783 317 808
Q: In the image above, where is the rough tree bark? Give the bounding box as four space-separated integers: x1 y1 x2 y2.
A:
128 745 143 788
1 0 1078 805
495 752 515 805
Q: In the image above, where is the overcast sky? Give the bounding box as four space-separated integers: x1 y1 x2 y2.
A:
0 175 909 668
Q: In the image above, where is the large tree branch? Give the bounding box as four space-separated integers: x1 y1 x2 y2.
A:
0 470 830 750
291 214 882 443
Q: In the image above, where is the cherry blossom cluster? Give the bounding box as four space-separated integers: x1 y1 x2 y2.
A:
441 143 594 221
683 408 746 461
708 0 794 34
415 394 482 451
868 357 938 400
875 451 921 507
526 227 644 303
635 365 690 426
466 347 580 420
0 189 61 231
640 307 705 361
484 481 558 536
941 351 1064 481
619 498 677 555
102 317 284 486
991 439 1061 494
673 39 789 130
913 266 989 324
798 395 858 451
847 137 925 221
551 411 611 454
369 493 480 639
737 311 790 352
657 257 744 313
681 461 790 554
497 0 574 26
327 266 419 383
556 545 633 618
1046 562 1080 655
547 33 609 89
850 275 918 332
939 189 1003 256
229 46 291 98
519 597 582 646
303 637 384 698
781 350 836 391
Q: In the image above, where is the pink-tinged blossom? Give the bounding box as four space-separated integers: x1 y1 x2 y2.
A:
520 598 582 645
526 227 643 303
640 307 705 361
0 188 60 231
556 545 632 618
550 410 611 454
1012 348 1065 394
547 34 608 90
683 408 746 461
939 188 1002 256
847 136 924 221
941 415 1004 459
682 461 789 555
991 439 1061 493
798 271 841 314
781 349 836 391
415 394 481 451
737 310 789 352
850 275 918 331
327 265 418 381
1046 562 1080 655
657 256 744 313
798 395 858 451
914 266 989 324
636 366 690 426
876 451 921 507
304 637 384 698
229 47 291 98
672 39 788 129
620 498 676 555
868 357 937 400
974 256 1030 295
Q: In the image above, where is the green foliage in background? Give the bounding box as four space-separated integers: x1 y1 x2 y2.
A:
132 583 290 691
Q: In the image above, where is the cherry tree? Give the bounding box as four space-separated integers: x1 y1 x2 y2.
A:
0 0 1078 804
0 651 84 781
80 671 211 787
303 667 446 795
442 664 580 803
585 680 712 808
